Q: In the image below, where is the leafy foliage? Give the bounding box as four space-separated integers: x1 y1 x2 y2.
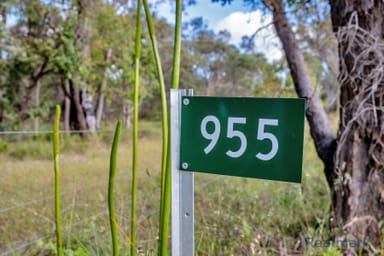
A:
0 0 289 131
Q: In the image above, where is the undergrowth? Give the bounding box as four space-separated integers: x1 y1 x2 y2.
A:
1 120 366 255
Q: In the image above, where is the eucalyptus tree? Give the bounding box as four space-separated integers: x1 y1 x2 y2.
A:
266 0 384 247
0 0 78 131
216 0 384 248
0 0 158 131
329 0 384 246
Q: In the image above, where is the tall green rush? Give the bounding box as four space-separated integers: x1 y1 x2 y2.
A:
131 1 142 255
170 0 182 91
160 0 183 255
142 0 169 252
53 105 63 256
142 0 182 254
108 121 122 256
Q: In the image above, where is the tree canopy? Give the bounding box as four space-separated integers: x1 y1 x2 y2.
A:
0 0 294 131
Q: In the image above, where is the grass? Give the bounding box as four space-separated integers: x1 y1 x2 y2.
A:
108 121 122 255
53 105 63 256
0 120 368 255
0 123 162 255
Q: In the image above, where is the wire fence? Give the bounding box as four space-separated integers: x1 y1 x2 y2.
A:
0 129 117 135
0 199 161 256
1 234 53 256
0 129 224 255
0 173 222 255
0 175 130 214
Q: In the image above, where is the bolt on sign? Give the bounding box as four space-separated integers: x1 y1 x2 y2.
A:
180 96 305 183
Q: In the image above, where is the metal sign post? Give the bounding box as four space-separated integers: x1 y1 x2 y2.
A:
171 92 305 256
171 89 194 256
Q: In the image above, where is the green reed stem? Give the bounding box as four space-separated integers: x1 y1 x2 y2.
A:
131 2 142 255
109 121 122 256
53 105 63 256
142 0 169 250
171 0 182 90
143 0 168 215
160 1 183 255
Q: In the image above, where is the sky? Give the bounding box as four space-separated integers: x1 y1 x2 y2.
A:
152 0 282 61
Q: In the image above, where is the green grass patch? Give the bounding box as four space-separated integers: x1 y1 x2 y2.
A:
1 121 378 255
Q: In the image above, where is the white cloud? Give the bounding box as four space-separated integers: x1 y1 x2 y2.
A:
214 11 282 61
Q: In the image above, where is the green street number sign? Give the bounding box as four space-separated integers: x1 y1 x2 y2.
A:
180 96 305 183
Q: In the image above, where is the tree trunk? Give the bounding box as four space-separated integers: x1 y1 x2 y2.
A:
267 0 384 248
82 90 96 132
63 79 71 131
329 0 384 246
123 103 133 128
265 0 336 188
70 0 93 134
95 48 112 129
33 80 40 131
0 5 5 124
70 80 88 137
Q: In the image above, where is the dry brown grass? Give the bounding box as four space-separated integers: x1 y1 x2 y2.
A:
2 121 373 255
0 126 163 254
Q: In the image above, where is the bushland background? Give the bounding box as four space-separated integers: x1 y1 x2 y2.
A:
0 0 349 255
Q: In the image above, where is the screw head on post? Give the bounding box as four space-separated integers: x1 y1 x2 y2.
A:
183 98 189 105
182 162 189 169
